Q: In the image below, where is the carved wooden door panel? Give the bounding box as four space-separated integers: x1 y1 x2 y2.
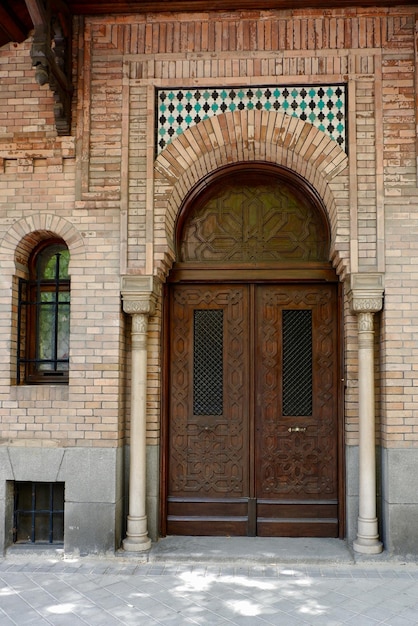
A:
167 282 339 537
255 284 339 537
167 284 251 535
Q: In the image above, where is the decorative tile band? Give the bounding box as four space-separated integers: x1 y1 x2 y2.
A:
156 84 346 155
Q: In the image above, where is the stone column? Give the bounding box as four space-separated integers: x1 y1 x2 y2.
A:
121 276 159 552
349 273 384 555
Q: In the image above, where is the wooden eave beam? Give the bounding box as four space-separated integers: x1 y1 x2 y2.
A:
24 0 73 135
0 4 27 42
24 0 46 25
68 0 412 13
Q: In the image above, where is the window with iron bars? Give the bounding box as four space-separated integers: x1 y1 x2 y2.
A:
13 482 64 544
17 240 70 384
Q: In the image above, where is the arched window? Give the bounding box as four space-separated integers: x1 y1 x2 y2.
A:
18 240 70 384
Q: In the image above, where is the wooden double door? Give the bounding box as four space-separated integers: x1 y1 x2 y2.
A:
166 281 340 537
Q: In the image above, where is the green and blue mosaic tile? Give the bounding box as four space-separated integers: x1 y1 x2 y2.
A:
156 84 346 155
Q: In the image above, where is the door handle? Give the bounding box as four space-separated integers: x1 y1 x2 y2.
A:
288 427 307 433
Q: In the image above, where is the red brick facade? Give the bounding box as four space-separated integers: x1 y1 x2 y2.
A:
1 6 418 554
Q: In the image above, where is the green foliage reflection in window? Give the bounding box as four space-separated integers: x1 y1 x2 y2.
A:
18 241 70 384
36 244 69 280
35 245 70 374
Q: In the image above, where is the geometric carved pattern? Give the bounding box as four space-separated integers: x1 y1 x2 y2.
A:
256 286 337 498
169 284 338 514
168 173 338 534
157 84 346 154
180 177 329 263
169 285 248 496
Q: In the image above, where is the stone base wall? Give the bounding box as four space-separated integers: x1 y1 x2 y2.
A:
381 449 418 557
0 447 124 555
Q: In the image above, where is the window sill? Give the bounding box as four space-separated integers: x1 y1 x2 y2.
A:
10 385 69 402
7 543 64 557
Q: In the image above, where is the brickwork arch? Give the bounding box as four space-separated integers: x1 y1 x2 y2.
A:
154 109 349 280
0 213 86 279
0 215 85 386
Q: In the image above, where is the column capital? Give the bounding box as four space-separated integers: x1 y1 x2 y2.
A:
348 273 384 315
121 275 162 317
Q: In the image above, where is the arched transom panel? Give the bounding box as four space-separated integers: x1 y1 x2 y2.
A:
178 166 330 264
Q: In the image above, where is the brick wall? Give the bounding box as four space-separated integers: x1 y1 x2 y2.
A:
1 7 418 452
0 39 126 448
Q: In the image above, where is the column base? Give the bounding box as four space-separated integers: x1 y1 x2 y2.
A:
123 536 151 552
353 538 383 555
122 515 152 552
353 516 383 554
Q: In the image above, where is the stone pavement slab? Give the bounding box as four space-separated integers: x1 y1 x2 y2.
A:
1 539 418 625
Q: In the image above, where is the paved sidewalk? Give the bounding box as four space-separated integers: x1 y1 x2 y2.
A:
1 538 418 625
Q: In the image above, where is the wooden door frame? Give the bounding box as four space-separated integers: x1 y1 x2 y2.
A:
159 161 345 538
160 275 345 538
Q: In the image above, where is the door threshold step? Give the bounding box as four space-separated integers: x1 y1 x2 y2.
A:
149 536 354 564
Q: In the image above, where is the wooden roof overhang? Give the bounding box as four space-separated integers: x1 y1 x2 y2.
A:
0 0 414 135
1 0 411 47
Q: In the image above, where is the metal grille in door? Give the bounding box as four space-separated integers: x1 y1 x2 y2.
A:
193 309 224 415
282 309 313 416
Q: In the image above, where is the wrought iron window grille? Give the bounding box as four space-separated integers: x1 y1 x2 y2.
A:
17 250 70 384
13 482 64 545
